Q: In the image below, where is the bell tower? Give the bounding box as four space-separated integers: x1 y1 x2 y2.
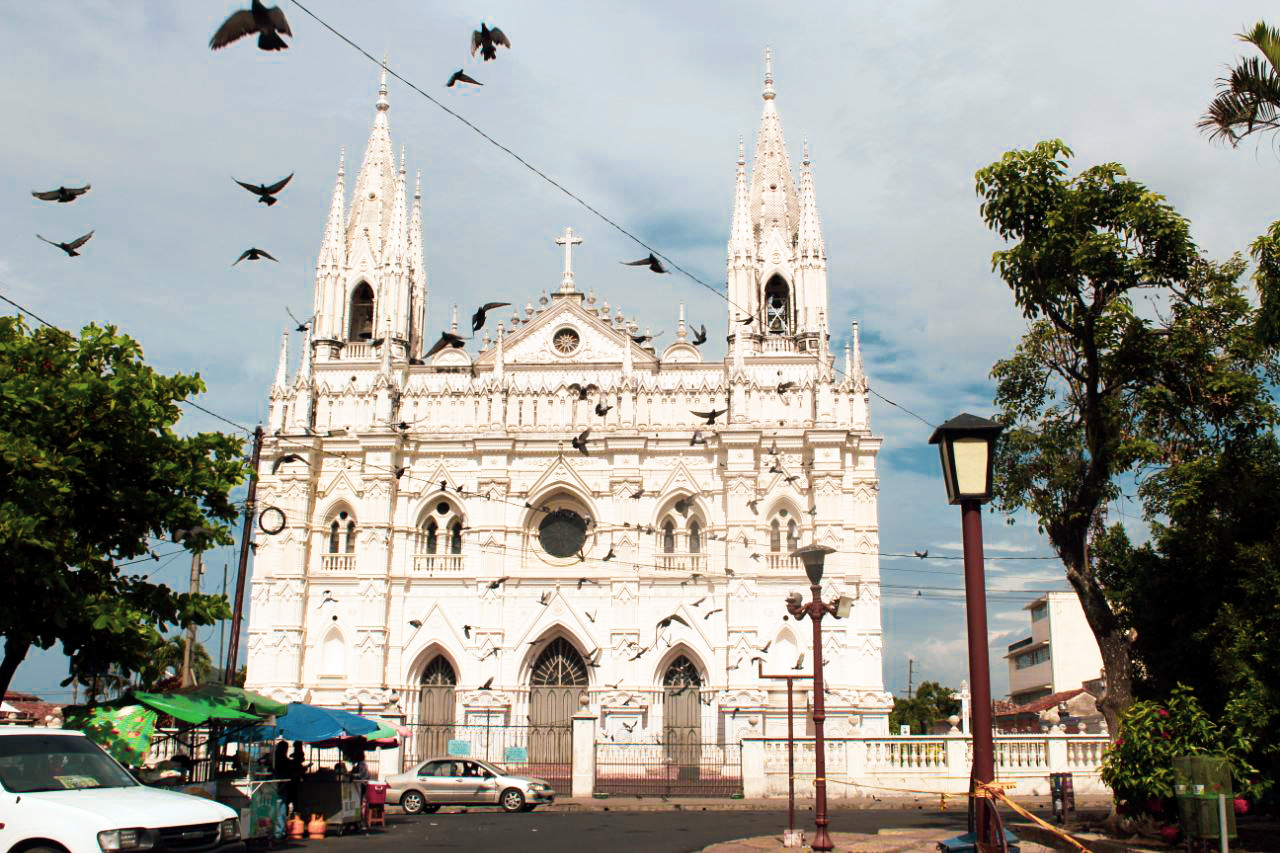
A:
311 66 427 361
726 49 829 355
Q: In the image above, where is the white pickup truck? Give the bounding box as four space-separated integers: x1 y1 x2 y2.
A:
0 728 245 853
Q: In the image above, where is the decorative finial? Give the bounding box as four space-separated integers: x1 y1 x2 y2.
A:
451 304 459 334
554 226 584 293
377 56 390 111
677 303 687 340
414 170 422 200
400 145 406 175
763 47 775 100
338 147 345 177
738 138 745 167
803 138 810 166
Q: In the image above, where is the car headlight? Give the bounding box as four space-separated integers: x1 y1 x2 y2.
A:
528 783 547 792
220 817 242 841
97 828 157 851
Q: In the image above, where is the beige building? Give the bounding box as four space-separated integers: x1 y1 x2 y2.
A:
1005 591 1102 705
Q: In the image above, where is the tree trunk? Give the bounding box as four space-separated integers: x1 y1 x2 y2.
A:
1063 549 1133 736
0 635 31 699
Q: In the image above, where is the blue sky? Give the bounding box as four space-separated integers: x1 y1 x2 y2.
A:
3 1 1277 704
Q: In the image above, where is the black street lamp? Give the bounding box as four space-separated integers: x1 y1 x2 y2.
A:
785 543 849 853
929 413 1004 848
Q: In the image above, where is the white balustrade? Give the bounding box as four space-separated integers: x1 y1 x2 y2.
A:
412 554 465 574
765 554 802 572
655 554 706 573
319 554 357 573
343 343 372 359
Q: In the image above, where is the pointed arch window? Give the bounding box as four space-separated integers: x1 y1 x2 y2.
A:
663 655 702 688
787 520 799 552
689 520 701 554
425 519 439 554
770 519 782 552
348 282 375 341
531 638 588 687
421 655 457 686
662 520 676 554
764 275 791 335
328 511 356 554
449 520 463 554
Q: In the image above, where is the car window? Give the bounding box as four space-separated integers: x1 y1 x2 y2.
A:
0 735 137 794
418 761 442 777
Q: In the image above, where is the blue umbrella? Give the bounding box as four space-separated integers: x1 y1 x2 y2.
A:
236 702 380 743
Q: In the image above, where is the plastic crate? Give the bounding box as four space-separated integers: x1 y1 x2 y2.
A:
365 782 387 805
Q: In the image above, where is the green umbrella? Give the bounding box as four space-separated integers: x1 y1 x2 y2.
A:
63 704 157 766
134 690 262 724
183 683 288 718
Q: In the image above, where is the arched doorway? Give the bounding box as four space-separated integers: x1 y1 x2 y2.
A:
418 655 456 761
529 638 585 772
763 275 791 335
663 656 702 775
348 282 374 341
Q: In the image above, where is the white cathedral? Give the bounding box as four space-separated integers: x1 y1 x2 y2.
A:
245 54 893 767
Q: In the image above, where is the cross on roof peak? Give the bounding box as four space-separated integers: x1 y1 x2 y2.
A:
555 227 583 293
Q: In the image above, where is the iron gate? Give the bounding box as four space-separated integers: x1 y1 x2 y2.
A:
407 722 572 795
417 656 457 762
594 740 743 797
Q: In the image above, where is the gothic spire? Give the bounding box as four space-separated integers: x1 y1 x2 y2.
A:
346 64 397 255
408 170 425 356
272 331 289 393
317 149 346 273
728 138 752 261
748 47 799 241
796 139 825 261
294 325 313 388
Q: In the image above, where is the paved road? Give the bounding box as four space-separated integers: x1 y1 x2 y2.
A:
320 809 976 852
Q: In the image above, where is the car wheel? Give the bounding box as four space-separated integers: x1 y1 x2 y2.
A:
401 790 427 814
500 787 526 813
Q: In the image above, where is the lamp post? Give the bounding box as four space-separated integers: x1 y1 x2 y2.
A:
785 544 849 853
929 413 1005 849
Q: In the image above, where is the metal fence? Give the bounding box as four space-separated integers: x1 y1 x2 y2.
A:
594 740 743 798
407 723 573 796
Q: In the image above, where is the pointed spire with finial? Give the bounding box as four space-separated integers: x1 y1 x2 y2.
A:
295 325 313 388
317 148 347 277
763 46 775 101
272 331 290 393
852 320 863 380
450 304 459 334
749 47 798 243
677 302 687 340
377 55 390 112
797 137 825 261
379 318 393 375
729 138 752 261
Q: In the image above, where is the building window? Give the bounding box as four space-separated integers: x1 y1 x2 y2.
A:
662 520 676 554
328 511 356 553
786 520 799 552
348 282 375 341
552 327 581 356
1031 604 1047 622
1015 647 1051 669
450 520 463 554
770 519 781 552
425 519 439 554
689 520 701 554
538 506 588 559
764 276 791 335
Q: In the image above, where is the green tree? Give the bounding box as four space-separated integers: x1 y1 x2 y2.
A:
140 636 214 690
0 317 247 697
1200 21 1280 146
975 141 1279 732
889 681 961 735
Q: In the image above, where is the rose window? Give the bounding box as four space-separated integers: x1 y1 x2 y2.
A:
553 328 580 355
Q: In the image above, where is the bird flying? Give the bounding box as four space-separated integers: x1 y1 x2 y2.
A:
286 307 315 332
538 591 550 606
913 550 928 559
692 597 707 607
233 247 277 265
691 324 707 346
568 383 598 400
210 0 292 51
32 184 90 203
656 614 690 630
629 331 662 345
747 498 760 515
749 553 762 561
479 676 494 690
425 331 467 358
691 407 728 425
447 69 484 88
471 302 509 331
602 546 616 561
777 380 797 394
270 453 302 474
571 428 591 456
408 619 422 628
585 610 597 623
793 653 806 671
629 487 645 500
704 608 723 619
690 430 707 447
463 625 473 639
595 398 613 417
234 173 293 206
621 253 668 273
487 576 510 589
471 23 511 61
37 231 94 257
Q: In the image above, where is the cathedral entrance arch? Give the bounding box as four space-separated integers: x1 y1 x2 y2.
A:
528 637 584 790
662 655 703 774
417 655 456 761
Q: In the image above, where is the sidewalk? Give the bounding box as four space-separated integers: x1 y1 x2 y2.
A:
700 827 1061 853
541 793 1113 813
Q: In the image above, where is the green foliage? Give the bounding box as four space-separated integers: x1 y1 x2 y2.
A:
1101 685 1256 813
140 635 214 690
0 316 247 696
1200 21 1280 146
889 681 961 735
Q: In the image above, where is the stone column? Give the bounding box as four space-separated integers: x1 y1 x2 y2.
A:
572 711 597 798
741 737 767 799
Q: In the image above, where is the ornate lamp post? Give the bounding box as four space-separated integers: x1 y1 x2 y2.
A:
785 544 850 853
928 413 1004 849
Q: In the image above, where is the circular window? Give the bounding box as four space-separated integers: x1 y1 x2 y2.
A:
538 508 587 558
436 501 450 515
553 327 581 355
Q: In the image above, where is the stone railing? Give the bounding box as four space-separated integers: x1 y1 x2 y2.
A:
412 554 465 574
342 342 372 359
319 554 357 573
764 554 802 572
739 732 1111 799
655 553 707 573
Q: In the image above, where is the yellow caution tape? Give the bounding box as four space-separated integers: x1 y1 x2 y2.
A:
976 782 1091 853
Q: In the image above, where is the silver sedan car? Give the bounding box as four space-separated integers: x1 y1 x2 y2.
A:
386 757 556 814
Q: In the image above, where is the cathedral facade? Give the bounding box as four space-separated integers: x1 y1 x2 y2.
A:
245 57 893 763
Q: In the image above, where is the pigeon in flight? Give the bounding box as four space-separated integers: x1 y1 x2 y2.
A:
629 487 645 500
691 407 728 425
32 184 90 203
568 383 598 401
806 505 818 517
692 597 707 607
703 608 723 619
478 676 494 690
270 453 303 474
286 307 315 332
690 430 707 447
586 647 603 668
577 577 600 589
739 315 755 326
210 0 292 51
630 331 662 346
447 69 484 88
792 653 806 671
628 646 649 661
463 624 473 639
234 174 293 206
233 247 277 265
749 553 762 561
602 546 616 561
777 380 797 394
757 641 772 653
914 550 928 559
747 498 760 515
487 576 509 589
769 463 785 475
408 619 422 628
585 610 597 623
784 474 800 485
538 591 550 606
656 614 690 631
571 428 591 456
37 231 94 257
425 331 467 358
471 23 511 61
595 398 613 417
691 324 707 346
621 253 668 273
471 302 509 331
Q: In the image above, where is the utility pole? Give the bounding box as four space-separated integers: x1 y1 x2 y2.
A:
181 551 203 687
225 425 265 684
217 563 228 676
907 656 915 699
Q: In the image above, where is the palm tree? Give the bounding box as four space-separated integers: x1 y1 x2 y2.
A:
141 636 213 689
1201 21 1280 145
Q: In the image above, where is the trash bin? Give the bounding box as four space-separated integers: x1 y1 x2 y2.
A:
1173 754 1236 841
1049 772 1075 823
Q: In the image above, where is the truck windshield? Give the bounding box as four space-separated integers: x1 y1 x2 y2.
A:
0 734 138 793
